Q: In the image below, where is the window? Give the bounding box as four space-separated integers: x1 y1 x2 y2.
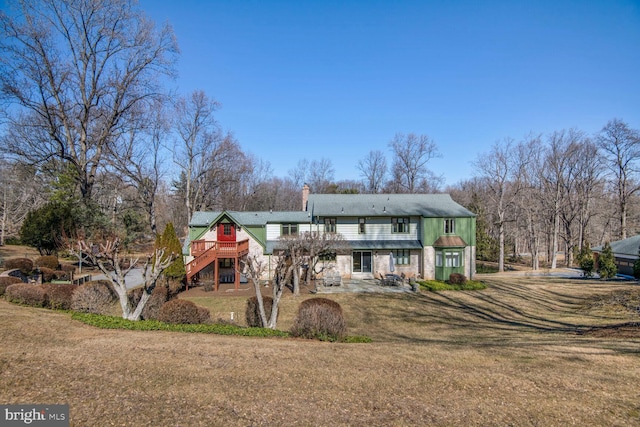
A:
281 223 298 236
444 218 455 234
324 217 336 233
392 217 409 233
223 224 232 236
319 251 337 262
445 252 462 267
394 249 410 265
436 251 463 268
358 218 366 234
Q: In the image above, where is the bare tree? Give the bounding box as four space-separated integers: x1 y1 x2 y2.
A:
541 130 583 269
288 159 310 190
172 90 220 221
74 239 175 320
0 0 178 201
473 138 522 272
307 158 336 193
389 133 440 193
597 119 640 240
241 254 286 329
0 160 47 245
109 100 169 235
357 150 387 193
277 231 347 295
514 136 544 270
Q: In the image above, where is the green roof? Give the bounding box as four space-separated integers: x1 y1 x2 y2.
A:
306 194 475 217
593 235 640 257
189 210 311 227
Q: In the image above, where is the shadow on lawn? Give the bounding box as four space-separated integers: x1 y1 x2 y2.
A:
347 278 640 353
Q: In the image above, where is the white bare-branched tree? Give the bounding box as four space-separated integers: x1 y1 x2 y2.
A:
277 231 348 295
0 0 178 201
73 239 175 320
241 254 285 329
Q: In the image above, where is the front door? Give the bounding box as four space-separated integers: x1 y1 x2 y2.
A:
217 223 236 242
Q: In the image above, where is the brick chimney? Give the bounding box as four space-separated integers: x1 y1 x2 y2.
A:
302 184 310 211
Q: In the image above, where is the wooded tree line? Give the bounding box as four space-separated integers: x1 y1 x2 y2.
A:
448 119 640 272
1 0 638 269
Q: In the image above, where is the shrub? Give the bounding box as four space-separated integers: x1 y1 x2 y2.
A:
245 296 275 327
35 255 59 270
598 242 617 279
71 280 118 315
5 283 48 307
158 299 210 324
0 276 23 296
290 298 346 340
128 285 170 320
53 270 71 281
448 273 467 285
42 283 77 310
59 264 76 273
4 258 34 275
38 267 57 283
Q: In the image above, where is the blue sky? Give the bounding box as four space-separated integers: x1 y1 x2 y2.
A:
8 0 640 187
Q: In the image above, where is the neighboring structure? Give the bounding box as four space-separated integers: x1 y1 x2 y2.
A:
592 235 640 277
183 186 476 289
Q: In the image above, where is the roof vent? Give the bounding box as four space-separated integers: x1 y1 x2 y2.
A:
383 206 386 213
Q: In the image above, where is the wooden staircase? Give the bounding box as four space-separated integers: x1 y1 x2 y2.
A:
186 239 249 289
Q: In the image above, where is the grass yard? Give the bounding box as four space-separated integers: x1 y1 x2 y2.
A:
1 274 639 426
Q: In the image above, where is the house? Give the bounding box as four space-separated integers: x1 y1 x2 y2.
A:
592 235 640 277
183 185 476 289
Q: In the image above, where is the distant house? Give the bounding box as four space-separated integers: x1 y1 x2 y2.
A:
183 185 476 289
592 235 640 277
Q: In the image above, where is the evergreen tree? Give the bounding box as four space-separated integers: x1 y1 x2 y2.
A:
577 244 595 278
597 242 617 279
156 223 186 280
20 202 79 255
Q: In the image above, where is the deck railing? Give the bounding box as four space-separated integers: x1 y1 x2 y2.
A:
186 239 249 279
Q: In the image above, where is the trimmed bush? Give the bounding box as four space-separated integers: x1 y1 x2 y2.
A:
42 283 77 310
38 267 57 283
5 283 48 307
59 264 76 273
35 255 59 270
4 258 34 275
71 280 118 315
0 276 23 296
158 299 210 324
448 273 467 285
290 298 346 340
128 285 170 320
245 296 275 327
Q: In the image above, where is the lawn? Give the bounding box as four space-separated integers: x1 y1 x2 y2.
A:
1 274 639 426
